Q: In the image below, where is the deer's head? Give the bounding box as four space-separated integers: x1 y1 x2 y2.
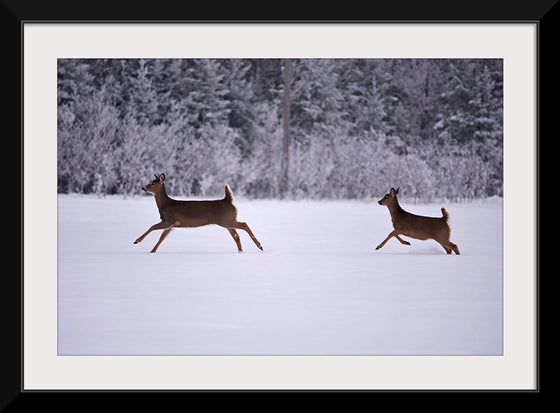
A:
378 187 399 206
142 173 166 195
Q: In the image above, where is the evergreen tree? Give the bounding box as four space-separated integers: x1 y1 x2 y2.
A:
56 58 503 201
181 59 231 130
129 59 160 125
223 59 258 159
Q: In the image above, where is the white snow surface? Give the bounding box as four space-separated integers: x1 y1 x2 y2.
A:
57 194 502 356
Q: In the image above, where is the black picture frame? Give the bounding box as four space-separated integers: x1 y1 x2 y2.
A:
10 0 552 407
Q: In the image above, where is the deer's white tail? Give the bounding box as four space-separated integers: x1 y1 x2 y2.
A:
441 207 449 222
225 185 233 202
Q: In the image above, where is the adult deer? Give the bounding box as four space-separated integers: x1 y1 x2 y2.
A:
133 174 263 253
375 187 460 254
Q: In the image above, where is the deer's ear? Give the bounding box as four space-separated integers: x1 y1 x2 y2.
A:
159 173 166 182
390 187 396 195
395 187 400 195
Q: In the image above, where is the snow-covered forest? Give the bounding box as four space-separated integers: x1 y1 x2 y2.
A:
57 58 503 201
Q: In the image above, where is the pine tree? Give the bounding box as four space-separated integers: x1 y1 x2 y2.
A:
129 59 160 125
181 59 231 130
224 59 257 159
291 59 344 139
338 59 387 136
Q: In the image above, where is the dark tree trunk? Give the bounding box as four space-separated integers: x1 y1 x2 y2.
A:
280 58 292 198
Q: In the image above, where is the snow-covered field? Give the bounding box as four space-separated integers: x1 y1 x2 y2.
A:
57 194 502 356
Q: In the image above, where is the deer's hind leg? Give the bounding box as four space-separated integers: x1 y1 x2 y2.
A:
435 236 460 255
227 228 243 252
446 241 460 255
437 241 452 254
231 221 263 251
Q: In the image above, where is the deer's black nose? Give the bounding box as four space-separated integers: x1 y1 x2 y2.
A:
378 201 382 205
142 186 146 191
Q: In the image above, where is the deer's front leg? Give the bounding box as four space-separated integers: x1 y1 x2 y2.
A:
375 229 401 250
395 235 411 245
150 227 173 253
134 221 170 244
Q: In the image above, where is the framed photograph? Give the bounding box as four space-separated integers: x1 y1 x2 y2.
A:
14 9 546 403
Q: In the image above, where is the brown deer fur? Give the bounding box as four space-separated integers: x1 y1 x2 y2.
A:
376 187 460 254
133 174 263 253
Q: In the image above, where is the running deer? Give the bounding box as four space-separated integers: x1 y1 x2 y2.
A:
375 187 460 254
133 174 263 253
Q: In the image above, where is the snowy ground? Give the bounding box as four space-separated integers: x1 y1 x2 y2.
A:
57 194 502 356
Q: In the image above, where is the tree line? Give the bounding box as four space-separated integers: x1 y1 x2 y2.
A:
57 58 503 201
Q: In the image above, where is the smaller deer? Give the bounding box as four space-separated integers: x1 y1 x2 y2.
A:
375 187 460 254
133 173 263 253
